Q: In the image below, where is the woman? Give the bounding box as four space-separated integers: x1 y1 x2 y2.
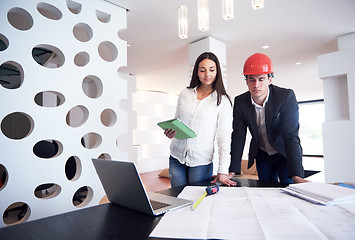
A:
164 52 236 187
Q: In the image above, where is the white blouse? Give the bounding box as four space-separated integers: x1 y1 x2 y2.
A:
170 87 233 174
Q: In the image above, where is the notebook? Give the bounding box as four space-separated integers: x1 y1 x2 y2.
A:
282 181 355 206
157 118 196 139
92 159 193 216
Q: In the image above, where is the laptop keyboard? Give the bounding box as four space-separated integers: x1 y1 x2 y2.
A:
149 200 171 210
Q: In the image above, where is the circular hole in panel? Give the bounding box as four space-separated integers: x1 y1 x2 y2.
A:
74 51 90 67
65 156 82 181
96 10 111 23
34 183 61 199
72 186 93 208
81 132 102 149
0 34 9 51
7 7 34 31
73 23 93 42
34 91 65 107
100 109 117 127
37 2 63 20
98 41 118 62
3 202 31 226
0 164 9 190
66 105 89 127
0 61 24 89
98 153 111 160
32 45 65 68
66 0 82 14
82 75 103 98
1 112 34 140
33 139 62 159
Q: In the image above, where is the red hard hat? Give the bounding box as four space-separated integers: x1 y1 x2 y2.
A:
243 53 273 75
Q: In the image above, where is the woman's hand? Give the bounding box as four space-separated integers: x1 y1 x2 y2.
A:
164 129 177 139
211 173 237 186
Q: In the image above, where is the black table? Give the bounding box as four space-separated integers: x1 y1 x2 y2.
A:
0 178 288 240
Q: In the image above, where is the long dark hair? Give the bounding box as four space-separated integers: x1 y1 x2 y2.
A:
188 52 231 106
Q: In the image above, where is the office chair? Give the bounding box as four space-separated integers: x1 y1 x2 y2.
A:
66 155 88 205
3 203 28 221
72 186 88 206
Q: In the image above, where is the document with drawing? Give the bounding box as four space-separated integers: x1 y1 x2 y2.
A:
150 186 355 239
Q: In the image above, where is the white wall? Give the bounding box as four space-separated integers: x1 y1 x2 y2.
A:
318 32 355 183
133 90 178 173
0 0 131 227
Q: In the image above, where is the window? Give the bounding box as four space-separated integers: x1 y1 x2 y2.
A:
298 100 324 156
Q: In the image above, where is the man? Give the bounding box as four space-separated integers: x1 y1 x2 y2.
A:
229 53 308 183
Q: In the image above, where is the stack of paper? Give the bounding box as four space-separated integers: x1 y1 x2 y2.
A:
282 181 355 205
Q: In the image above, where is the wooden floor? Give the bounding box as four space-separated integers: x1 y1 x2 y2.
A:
140 169 171 192
99 169 171 204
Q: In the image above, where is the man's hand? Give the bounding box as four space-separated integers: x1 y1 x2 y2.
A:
211 173 236 186
292 176 310 183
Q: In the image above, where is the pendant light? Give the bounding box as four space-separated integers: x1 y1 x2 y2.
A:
198 0 209 32
178 5 188 39
251 0 264 10
222 0 234 20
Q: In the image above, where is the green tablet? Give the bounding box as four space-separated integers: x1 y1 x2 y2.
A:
157 118 196 140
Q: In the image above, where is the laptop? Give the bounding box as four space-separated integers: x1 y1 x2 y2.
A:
92 159 193 216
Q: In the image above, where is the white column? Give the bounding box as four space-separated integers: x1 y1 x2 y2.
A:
188 37 228 88
318 32 355 183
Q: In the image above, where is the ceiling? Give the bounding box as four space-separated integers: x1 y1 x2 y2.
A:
109 0 355 101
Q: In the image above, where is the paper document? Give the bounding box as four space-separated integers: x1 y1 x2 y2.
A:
150 186 330 240
282 181 355 205
157 118 196 139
